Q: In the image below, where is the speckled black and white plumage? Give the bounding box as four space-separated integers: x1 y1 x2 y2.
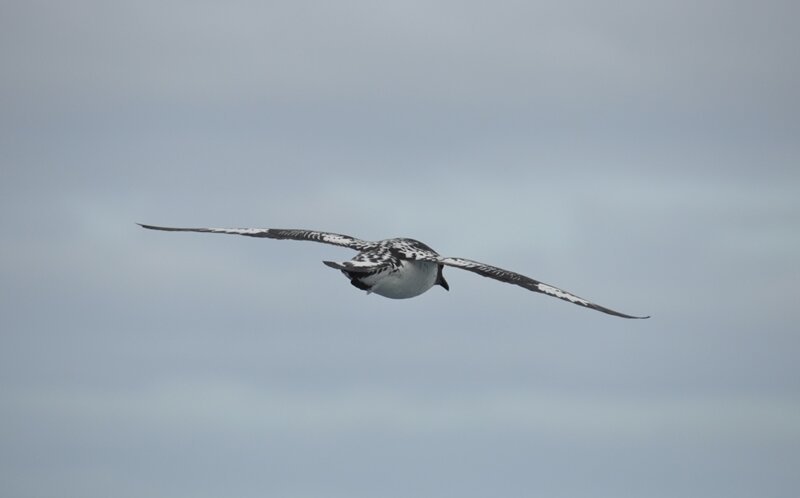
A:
138 224 649 319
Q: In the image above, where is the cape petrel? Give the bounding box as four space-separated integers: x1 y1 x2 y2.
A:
138 224 649 319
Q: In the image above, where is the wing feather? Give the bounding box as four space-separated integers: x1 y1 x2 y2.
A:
434 256 649 319
137 224 372 250
322 260 391 273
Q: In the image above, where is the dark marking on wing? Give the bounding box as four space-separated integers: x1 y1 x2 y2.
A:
403 252 648 319
138 224 372 250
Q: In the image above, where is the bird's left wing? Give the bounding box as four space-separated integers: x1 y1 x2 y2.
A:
416 254 648 319
138 224 373 251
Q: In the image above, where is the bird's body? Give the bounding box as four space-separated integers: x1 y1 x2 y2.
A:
348 259 439 299
378 260 439 298
138 224 649 319
321 237 446 299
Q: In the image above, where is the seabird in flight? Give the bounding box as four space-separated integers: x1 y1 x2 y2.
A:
138 224 649 319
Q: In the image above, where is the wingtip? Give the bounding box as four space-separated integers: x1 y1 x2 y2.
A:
138 223 169 231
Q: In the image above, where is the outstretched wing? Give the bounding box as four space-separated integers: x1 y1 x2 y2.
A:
138 224 373 251
432 256 649 319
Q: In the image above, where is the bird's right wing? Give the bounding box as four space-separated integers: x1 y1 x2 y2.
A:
138 224 373 251
435 256 649 319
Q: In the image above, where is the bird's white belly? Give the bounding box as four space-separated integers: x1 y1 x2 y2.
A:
369 260 438 299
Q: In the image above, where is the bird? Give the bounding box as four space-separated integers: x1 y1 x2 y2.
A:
138 224 649 319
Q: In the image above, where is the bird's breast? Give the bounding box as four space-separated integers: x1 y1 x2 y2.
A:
368 260 438 299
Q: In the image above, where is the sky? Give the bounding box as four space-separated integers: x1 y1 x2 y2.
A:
1 1 799 497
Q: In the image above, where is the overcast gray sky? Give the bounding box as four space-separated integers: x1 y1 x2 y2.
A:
2 1 799 497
